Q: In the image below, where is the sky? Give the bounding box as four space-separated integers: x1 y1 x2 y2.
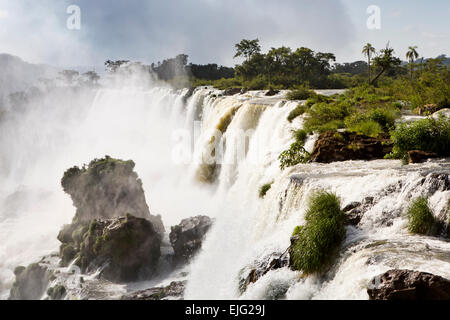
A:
0 0 449 68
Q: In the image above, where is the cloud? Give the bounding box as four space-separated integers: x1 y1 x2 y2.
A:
0 0 355 67
0 9 8 19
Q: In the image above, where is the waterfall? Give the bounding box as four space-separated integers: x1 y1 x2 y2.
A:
0 85 448 300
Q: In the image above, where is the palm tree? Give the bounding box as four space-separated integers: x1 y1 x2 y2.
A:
406 46 419 79
362 43 376 84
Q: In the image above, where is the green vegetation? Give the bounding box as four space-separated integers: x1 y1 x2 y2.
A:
289 191 346 274
406 46 419 80
362 43 376 84
303 100 353 133
287 104 307 122
346 120 383 137
279 129 310 170
286 86 316 101
259 182 274 198
293 129 308 144
407 197 436 235
387 115 450 160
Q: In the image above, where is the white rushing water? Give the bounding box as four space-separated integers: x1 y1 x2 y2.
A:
0 84 448 299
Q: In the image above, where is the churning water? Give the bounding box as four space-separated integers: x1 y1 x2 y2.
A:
0 85 448 299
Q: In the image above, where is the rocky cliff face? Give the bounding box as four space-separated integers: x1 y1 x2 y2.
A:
8 263 54 300
61 156 164 234
169 215 213 264
58 214 161 282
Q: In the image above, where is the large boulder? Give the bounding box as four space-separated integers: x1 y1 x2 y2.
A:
58 214 161 282
8 263 54 300
368 269 450 300
121 281 186 300
309 131 392 163
408 150 439 164
61 156 164 234
169 216 213 264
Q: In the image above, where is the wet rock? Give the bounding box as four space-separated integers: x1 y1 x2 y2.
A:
421 173 450 194
345 208 363 226
309 131 392 163
59 214 161 283
408 150 439 164
368 269 450 300
169 215 213 264
265 88 280 96
432 108 450 119
364 196 374 205
9 263 53 300
61 156 164 235
343 202 361 212
121 281 186 300
223 88 242 96
239 252 289 294
47 285 67 300
343 200 375 226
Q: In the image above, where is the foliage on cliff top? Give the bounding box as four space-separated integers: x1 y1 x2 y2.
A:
61 155 135 193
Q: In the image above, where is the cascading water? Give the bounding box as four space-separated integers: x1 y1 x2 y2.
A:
0 84 448 300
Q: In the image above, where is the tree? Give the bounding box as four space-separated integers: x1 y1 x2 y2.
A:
234 39 261 61
82 71 100 86
59 70 79 86
105 60 130 73
362 43 376 84
371 44 402 85
406 46 419 80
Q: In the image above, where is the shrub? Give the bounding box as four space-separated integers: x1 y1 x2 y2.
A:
407 197 435 235
245 76 268 90
259 182 273 198
286 87 316 101
368 107 400 131
387 115 450 160
289 191 345 274
279 142 310 170
303 101 353 133
293 129 308 144
287 104 307 122
347 120 383 137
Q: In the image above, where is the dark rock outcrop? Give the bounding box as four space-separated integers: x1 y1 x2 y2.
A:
265 88 280 96
121 281 186 300
223 88 242 96
9 263 54 300
408 150 439 164
342 196 376 226
310 131 392 163
169 216 213 264
61 156 164 235
368 269 450 300
47 285 67 300
239 252 289 294
58 214 161 282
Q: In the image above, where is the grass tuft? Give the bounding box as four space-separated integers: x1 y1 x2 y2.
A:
289 191 345 274
407 197 436 235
